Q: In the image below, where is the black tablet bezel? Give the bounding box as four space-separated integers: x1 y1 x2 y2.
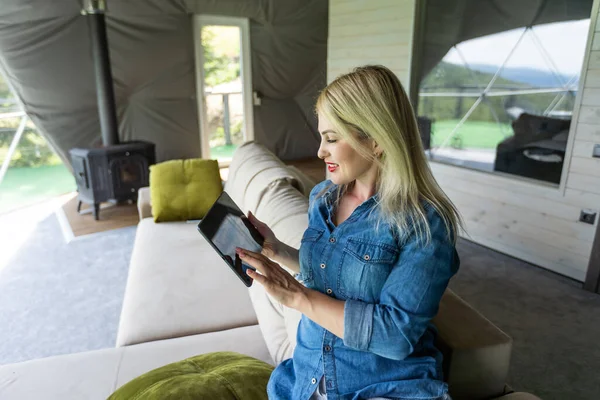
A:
197 192 264 287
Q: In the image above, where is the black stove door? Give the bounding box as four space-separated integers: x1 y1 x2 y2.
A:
108 154 149 201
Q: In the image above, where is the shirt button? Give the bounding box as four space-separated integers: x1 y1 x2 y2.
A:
324 345 331 352
326 288 332 294
320 263 326 269
311 378 317 384
329 237 336 243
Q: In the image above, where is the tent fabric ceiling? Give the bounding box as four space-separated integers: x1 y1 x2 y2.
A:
0 0 327 167
3 0 588 166
416 0 594 90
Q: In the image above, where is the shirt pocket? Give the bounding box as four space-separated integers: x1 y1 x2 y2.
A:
298 227 325 284
337 238 398 302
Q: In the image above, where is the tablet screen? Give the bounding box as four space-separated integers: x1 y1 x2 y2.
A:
197 192 264 287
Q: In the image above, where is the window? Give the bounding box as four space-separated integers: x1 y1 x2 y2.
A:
414 1 594 185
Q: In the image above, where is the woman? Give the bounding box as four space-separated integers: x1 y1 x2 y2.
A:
236 65 462 400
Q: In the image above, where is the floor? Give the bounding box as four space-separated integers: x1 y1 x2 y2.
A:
0 201 135 365
58 192 139 238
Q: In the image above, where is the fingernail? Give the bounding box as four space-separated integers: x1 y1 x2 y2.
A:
246 269 252 275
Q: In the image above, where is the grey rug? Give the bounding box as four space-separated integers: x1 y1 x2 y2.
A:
452 239 600 400
0 212 136 365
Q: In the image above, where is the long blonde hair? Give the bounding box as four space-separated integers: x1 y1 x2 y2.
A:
316 65 464 245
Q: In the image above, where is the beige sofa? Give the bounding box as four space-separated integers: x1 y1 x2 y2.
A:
0 142 540 400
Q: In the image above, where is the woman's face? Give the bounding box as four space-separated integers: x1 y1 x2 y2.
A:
317 113 378 186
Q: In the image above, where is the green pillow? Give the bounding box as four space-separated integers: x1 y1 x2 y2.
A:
108 352 274 400
150 158 223 222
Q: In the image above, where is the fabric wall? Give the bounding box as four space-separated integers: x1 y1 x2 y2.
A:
0 0 326 167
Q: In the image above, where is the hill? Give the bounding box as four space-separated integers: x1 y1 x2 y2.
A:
419 62 576 122
468 63 574 88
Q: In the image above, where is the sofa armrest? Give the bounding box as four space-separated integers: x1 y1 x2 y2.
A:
137 187 152 220
433 289 513 400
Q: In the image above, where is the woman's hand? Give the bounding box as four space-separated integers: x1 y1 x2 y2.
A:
236 248 307 309
247 211 280 259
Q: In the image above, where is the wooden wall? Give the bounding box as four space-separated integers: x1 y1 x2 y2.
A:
327 0 600 281
327 0 415 87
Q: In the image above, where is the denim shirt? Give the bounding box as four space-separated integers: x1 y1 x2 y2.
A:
267 180 460 400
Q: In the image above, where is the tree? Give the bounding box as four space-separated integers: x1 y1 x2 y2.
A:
0 118 60 168
202 27 240 88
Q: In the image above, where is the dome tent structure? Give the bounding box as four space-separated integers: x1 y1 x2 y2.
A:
411 0 593 101
0 0 593 169
0 0 327 168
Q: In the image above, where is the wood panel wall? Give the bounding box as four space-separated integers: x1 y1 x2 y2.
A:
327 0 416 87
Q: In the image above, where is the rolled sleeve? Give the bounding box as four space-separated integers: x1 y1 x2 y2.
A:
343 299 374 350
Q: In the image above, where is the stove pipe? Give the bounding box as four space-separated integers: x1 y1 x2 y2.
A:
83 0 119 146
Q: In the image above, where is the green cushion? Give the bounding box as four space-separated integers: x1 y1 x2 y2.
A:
108 352 274 400
150 158 222 222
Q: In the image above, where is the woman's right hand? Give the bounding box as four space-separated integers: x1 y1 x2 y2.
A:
246 211 280 259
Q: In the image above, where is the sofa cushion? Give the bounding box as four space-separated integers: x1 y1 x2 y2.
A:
116 219 258 347
0 326 272 400
254 180 308 251
248 283 302 365
150 158 223 222
116 326 273 386
109 352 273 400
0 346 121 400
249 180 307 364
224 142 303 214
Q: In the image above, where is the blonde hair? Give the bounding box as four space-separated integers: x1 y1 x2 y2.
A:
315 65 464 245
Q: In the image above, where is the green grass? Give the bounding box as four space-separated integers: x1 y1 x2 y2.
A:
431 120 512 149
0 164 75 214
210 144 238 160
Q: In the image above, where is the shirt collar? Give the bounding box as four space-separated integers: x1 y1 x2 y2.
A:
323 183 380 209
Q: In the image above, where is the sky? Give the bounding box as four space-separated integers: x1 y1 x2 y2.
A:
443 19 591 76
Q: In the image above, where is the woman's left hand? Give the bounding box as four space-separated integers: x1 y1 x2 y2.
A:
236 248 307 309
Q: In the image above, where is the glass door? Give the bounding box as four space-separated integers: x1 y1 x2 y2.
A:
194 16 254 165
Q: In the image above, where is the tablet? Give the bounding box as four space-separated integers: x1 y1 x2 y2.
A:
197 191 264 287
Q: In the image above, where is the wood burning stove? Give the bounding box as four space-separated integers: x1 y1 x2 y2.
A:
70 142 155 220
70 1 156 220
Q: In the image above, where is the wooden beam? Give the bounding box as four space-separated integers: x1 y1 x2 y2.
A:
409 0 427 111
